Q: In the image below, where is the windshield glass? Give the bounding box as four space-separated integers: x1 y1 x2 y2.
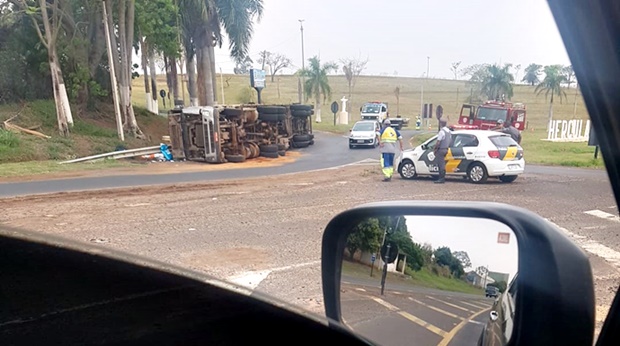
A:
352 122 375 131
477 107 508 122
362 104 381 113
489 135 518 147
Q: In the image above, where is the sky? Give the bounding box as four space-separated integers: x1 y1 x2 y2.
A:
211 0 571 79
405 215 519 282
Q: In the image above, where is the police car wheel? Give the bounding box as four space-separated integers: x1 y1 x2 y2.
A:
467 163 488 183
399 160 417 179
499 175 518 183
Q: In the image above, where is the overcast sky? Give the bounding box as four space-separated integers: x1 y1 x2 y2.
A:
405 216 518 282
212 0 570 79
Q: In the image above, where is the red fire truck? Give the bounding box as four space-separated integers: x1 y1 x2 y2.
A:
450 100 527 131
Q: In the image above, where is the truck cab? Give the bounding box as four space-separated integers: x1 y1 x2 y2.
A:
453 101 526 131
360 101 408 129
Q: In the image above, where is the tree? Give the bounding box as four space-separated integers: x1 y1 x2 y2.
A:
12 0 74 136
479 63 514 100
179 0 263 107
340 56 368 101
562 65 575 88
522 63 542 86
233 56 253 74
475 265 488 277
257 51 291 82
300 56 338 123
451 61 461 80
536 64 567 129
346 218 382 260
452 251 471 270
434 246 465 277
104 0 143 138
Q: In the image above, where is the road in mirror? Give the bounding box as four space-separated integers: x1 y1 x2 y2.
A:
341 215 518 346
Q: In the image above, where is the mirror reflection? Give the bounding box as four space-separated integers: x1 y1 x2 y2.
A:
341 215 518 346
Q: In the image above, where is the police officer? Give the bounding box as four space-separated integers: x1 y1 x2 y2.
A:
416 115 421 130
433 119 452 184
379 119 404 182
501 120 522 144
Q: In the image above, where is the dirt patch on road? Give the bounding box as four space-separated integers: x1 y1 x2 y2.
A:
180 247 272 273
1 151 302 183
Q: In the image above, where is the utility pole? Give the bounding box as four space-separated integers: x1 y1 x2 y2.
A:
102 0 124 141
298 19 305 103
426 56 430 80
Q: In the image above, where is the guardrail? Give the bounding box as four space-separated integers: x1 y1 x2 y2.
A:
59 146 161 164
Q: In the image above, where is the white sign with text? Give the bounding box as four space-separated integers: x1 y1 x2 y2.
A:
544 119 591 142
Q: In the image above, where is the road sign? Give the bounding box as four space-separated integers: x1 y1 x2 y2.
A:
380 241 399 264
371 254 376 262
250 69 266 89
159 89 166 98
331 101 339 114
498 232 510 244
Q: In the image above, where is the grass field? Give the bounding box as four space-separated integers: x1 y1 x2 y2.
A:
342 259 483 295
134 73 602 168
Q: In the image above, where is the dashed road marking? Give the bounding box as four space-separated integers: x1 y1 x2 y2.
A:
372 297 447 337
547 219 620 269
459 300 491 310
437 307 491 346
409 297 462 320
426 295 476 313
584 209 620 223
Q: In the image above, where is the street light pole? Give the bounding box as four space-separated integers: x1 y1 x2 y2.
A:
298 19 305 103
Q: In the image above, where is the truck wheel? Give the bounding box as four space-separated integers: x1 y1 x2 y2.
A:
225 154 246 163
309 139 314 145
259 144 279 153
260 151 280 158
293 134 311 142
278 150 286 156
221 108 243 117
290 104 312 111
292 110 312 117
257 106 286 114
294 140 311 148
258 113 285 122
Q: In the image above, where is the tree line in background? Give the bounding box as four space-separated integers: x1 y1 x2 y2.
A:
0 0 264 138
345 216 471 281
0 0 576 136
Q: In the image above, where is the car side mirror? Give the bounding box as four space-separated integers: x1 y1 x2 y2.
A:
320 201 595 346
490 310 499 321
421 144 427 150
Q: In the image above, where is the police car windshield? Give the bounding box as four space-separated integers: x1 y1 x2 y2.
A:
352 122 375 131
362 104 381 113
490 135 518 147
477 107 508 122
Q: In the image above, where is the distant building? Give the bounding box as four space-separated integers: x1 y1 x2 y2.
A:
466 271 496 288
488 271 509 283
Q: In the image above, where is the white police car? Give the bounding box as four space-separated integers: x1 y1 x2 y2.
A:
395 130 525 183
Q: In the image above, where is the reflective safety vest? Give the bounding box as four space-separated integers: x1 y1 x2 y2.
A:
381 127 398 142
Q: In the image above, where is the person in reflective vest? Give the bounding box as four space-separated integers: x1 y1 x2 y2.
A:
379 119 404 181
416 116 421 130
434 119 452 184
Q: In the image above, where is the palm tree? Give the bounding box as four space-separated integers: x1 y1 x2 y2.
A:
535 65 568 129
179 0 263 106
300 56 338 123
480 64 514 101
522 63 542 86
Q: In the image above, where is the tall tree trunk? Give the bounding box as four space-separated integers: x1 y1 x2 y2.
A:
186 53 198 106
547 94 554 130
140 38 153 113
209 45 217 103
117 0 142 137
148 49 159 114
49 49 70 137
196 31 214 106
170 56 180 103
314 94 322 123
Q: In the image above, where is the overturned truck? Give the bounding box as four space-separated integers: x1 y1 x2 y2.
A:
167 103 315 163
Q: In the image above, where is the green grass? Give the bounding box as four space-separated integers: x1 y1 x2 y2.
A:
0 100 168 170
0 159 134 178
132 73 597 168
342 260 483 295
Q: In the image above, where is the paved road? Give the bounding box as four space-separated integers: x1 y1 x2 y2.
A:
0 130 607 198
340 279 492 346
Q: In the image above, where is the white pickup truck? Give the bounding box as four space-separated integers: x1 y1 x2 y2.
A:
360 101 409 129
